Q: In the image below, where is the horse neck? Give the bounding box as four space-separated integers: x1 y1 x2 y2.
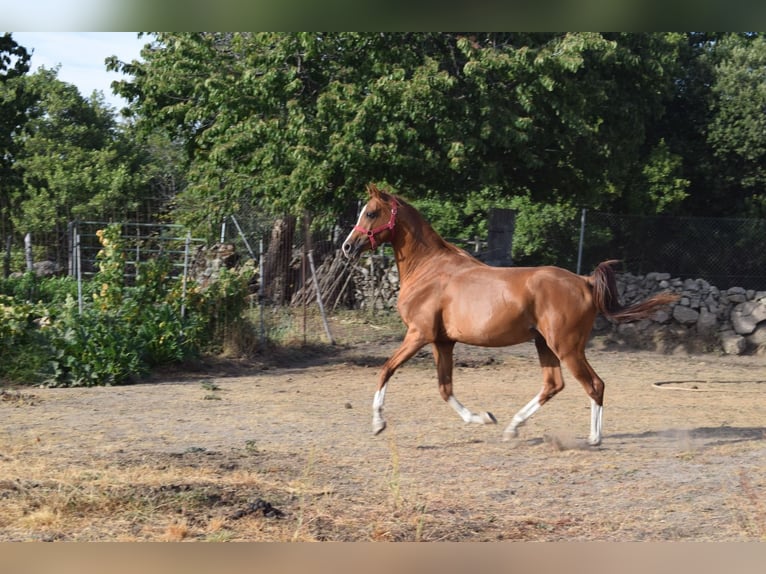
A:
390 204 448 280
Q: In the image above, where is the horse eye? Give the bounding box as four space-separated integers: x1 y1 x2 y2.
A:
366 210 378 219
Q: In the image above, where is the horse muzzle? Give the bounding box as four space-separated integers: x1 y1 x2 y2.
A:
341 236 368 259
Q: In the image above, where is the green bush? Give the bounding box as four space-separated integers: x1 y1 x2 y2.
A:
2 224 252 387
0 273 80 305
44 296 146 387
0 294 51 383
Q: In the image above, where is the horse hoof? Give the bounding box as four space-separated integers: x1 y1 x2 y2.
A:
484 411 497 425
373 421 387 435
502 429 519 442
588 436 602 447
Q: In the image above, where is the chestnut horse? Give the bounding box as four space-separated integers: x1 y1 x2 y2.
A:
342 184 678 446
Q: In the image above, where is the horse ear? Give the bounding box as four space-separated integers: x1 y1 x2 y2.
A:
366 183 381 199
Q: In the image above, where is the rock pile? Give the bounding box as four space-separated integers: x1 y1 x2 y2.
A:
190 243 240 288
605 272 766 355
351 253 400 311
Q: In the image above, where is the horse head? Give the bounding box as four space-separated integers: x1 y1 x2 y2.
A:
341 184 400 259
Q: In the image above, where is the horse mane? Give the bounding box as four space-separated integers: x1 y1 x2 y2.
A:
391 194 479 261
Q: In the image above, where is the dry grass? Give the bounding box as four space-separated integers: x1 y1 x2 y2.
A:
1 340 764 541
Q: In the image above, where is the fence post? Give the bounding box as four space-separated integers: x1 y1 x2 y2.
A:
576 208 587 275
3 235 11 278
24 233 33 272
75 224 83 315
180 231 191 319
259 238 265 345
230 215 257 260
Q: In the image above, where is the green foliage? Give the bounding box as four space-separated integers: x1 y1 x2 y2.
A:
0 293 50 383
44 296 146 387
12 69 142 236
187 263 253 352
507 195 580 267
706 33 766 217
109 32 690 242
0 273 78 304
1 223 251 387
640 139 690 214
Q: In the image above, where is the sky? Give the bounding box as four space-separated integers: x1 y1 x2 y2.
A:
10 32 146 111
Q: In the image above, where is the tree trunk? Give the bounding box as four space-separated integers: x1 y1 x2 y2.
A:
263 215 296 305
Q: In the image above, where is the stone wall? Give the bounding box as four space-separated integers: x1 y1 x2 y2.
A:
603 272 766 355
351 255 766 356
351 254 399 311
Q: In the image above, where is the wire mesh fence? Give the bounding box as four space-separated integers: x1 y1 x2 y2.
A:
5 205 764 349
578 210 766 290
222 204 766 346
70 221 205 280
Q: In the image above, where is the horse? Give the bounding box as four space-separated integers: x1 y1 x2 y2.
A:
341 184 679 446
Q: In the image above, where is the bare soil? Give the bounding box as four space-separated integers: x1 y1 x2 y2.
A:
1 339 764 541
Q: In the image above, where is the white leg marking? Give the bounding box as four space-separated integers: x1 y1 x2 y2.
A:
372 387 387 434
503 393 542 440
589 399 603 446
447 396 496 425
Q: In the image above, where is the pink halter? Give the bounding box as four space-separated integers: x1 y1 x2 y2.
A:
354 199 399 250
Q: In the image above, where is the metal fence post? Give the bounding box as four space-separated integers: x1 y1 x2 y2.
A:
576 208 587 275
75 224 83 315
259 238 265 345
24 233 33 272
181 231 190 319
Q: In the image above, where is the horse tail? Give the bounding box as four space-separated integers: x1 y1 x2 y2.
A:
587 260 679 322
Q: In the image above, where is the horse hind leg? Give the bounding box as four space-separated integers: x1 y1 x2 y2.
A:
561 353 605 446
503 332 565 441
434 341 497 426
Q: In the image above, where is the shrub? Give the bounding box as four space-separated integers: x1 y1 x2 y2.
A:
0 294 51 384
2 224 252 387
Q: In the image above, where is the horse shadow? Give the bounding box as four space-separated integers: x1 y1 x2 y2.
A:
609 425 766 447
501 426 766 452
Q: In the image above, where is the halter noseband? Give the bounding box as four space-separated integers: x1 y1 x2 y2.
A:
354 199 399 250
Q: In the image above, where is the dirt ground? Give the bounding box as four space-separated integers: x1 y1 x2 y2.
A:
1 337 764 541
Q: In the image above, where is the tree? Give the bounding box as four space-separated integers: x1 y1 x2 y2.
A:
111 33 687 244
706 33 766 217
0 33 33 241
10 68 152 265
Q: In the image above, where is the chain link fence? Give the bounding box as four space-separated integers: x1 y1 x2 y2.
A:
6 205 764 348
577 210 766 291
222 205 766 347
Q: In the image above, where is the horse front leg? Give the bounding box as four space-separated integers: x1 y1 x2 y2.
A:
434 341 497 426
372 330 426 435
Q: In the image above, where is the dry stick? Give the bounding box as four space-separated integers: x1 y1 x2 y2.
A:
332 258 356 312
308 249 335 345
321 255 352 309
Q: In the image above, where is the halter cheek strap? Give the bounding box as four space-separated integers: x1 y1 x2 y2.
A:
354 200 398 251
